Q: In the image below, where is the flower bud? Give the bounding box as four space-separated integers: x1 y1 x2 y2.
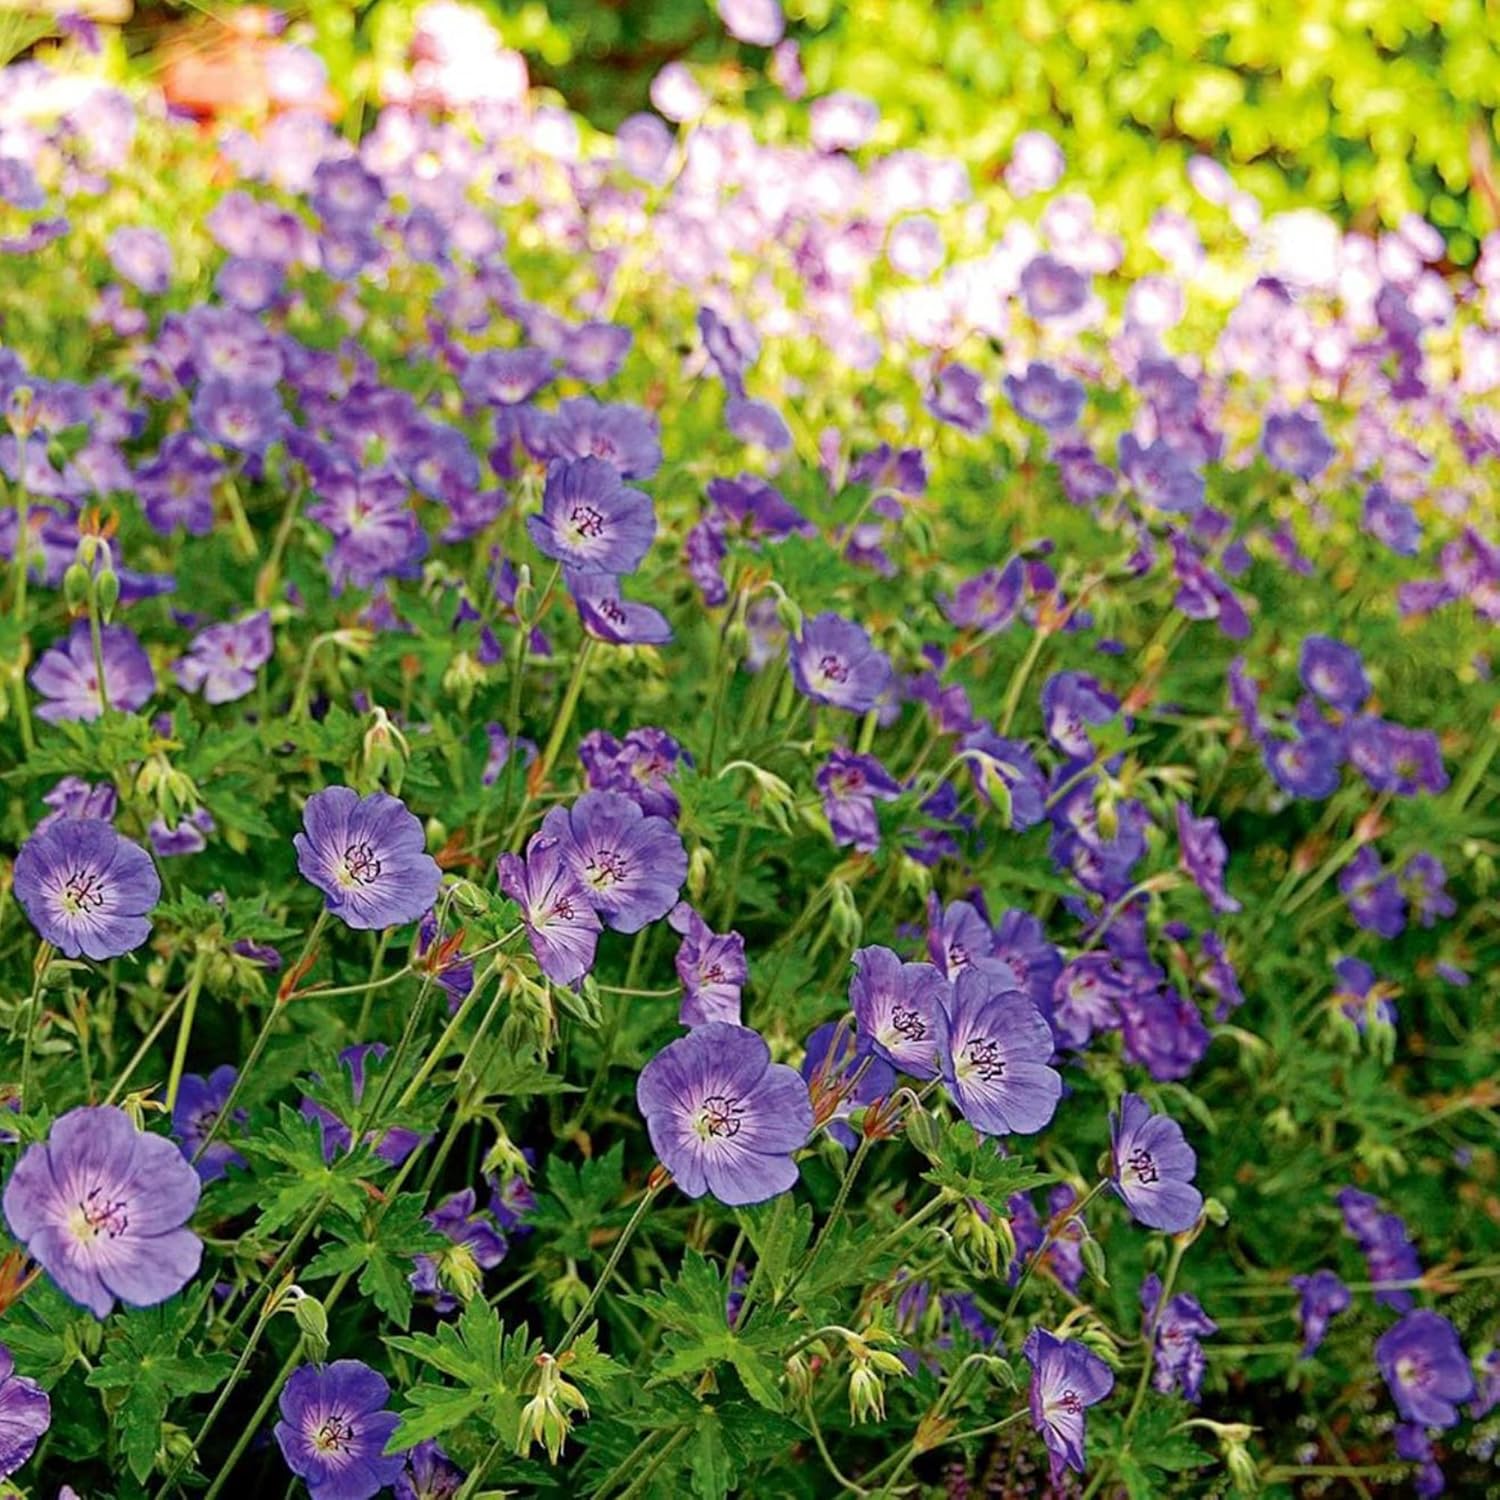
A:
63 562 92 611
774 592 804 636
436 1242 484 1305
290 1292 331 1361
362 706 410 794
827 879 862 947
785 1352 813 1402
512 564 536 622
95 568 120 622
442 650 486 711
848 1362 885 1424
1082 1236 1109 1288
687 843 715 903
517 1354 589 1464
904 1100 942 1161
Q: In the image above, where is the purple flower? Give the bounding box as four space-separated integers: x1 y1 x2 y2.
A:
707 474 813 538
1262 727 1343 800
35 775 117 832
173 611 273 704
669 902 747 1027
311 159 386 227
810 91 879 152
1339 847 1406 939
295 787 442 931
1120 434 1204 514
396 1440 465 1500
718 0 784 46
800 1022 894 1151
545 398 661 479
926 363 988 433
191 377 284 454
941 560 1023 631
725 397 792 451
0 1344 49 1480
409 1189 507 1313
540 791 687 934
1118 983 1211 1081
1041 671 1119 756
1006 130 1066 196
300 1046 426 1167
816 749 901 852
560 321 632 384
937 969 1061 1136
1402 852 1456 927
1020 255 1091 320
3 1105 202 1318
698 308 758 395
1363 483 1421 556
275 1360 403 1500
790 612 892 714
1005 362 1085 429
1025 1327 1113 1478
1290 1269 1350 1358
1299 636 1369 713
848 945 949 1078
461 347 553 408
150 808 214 859
13 819 159 960
1109 1093 1202 1232
636 1022 813 1205
136 433 222 535
497 835 602 986
959 728 1046 829
171 1065 247 1183
568 570 672 645
108 226 172 294
1338 1188 1421 1310
30 620 154 722
528 457 655 575
1376 1311 1474 1430
1263 411 1335 480
1050 955 1127 1049
578 727 686 820
1345 717 1447 796
1175 804 1240 915
1141 1273 1217 1402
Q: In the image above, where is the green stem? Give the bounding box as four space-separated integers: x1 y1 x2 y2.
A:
559 1182 663 1350
87 594 111 717
784 1135 873 1302
164 947 209 1114
18 941 52 1112
532 638 594 793
105 965 193 1106
221 470 258 560
997 626 1048 735
200 1338 305 1500
1003 1179 1107 1322
195 912 329 1164
454 1434 508 1500
152 1298 280 1499
613 1426 692 1500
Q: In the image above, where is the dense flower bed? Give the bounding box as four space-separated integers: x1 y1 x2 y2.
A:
0 5 1497 1496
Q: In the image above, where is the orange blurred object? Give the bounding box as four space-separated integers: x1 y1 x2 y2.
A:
159 8 337 124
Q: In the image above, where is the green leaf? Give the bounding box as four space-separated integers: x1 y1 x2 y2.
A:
531 1143 627 1259
303 1194 445 1330
734 1195 812 1309
625 1252 786 1414
921 1121 1054 1210
386 1383 486 1452
689 1408 734 1500
85 1304 234 1482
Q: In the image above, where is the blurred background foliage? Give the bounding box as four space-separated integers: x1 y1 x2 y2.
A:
55 0 1500 263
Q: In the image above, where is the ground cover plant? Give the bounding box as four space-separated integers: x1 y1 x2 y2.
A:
0 3 1497 1496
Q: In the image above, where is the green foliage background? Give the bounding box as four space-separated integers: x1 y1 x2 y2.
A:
382 0 1500 261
